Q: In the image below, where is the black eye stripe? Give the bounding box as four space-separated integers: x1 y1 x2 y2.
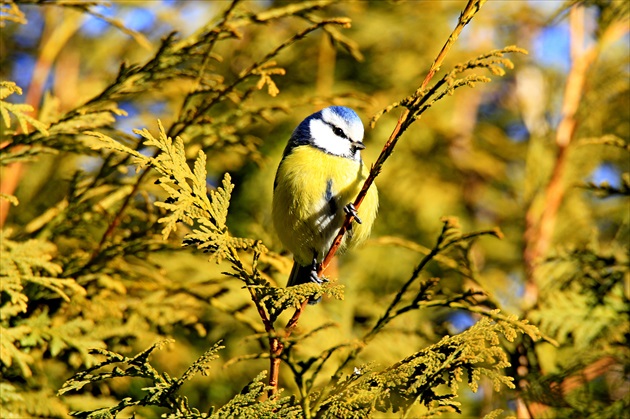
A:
324 121 348 140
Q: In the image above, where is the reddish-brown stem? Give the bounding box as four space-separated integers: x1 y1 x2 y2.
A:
320 110 408 274
268 337 283 398
523 6 601 283
242 276 280 398
418 0 485 94
0 12 82 227
286 300 309 333
273 0 487 403
265 299 308 399
319 0 485 275
517 7 629 418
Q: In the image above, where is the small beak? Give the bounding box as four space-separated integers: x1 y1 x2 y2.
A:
352 141 365 151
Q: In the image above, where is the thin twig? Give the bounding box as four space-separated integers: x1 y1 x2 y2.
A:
418 0 487 93
306 2 489 412
319 0 487 276
89 1 242 263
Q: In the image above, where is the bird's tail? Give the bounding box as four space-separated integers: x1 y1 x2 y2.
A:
287 260 315 287
287 259 322 304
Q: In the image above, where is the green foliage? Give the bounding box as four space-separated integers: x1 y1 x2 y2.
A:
525 240 629 415
372 46 528 128
0 81 49 136
1 0 628 418
59 340 222 418
0 233 86 376
58 339 302 419
531 240 627 348
0 1 27 26
89 121 236 243
317 315 527 418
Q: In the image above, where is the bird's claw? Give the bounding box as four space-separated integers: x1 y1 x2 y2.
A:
306 257 326 304
344 203 362 224
309 268 324 285
307 257 327 285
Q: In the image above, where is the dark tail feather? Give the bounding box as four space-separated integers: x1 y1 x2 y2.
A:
287 260 322 304
287 260 315 287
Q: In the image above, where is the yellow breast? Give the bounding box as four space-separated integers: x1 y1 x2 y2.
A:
273 146 378 266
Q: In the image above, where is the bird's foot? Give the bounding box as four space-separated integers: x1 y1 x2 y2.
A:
307 257 327 304
344 203 362 225
307 257 327 284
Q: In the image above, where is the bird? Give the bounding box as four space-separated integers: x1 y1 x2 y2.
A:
272 106 378 294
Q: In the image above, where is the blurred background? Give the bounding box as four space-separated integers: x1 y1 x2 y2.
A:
1 0 628 417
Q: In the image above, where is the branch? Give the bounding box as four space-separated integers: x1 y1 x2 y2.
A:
318 0 488 275
523 5 628 286
524 6 591 281
518 7 628 418
276 2 493 410
0 12 82 227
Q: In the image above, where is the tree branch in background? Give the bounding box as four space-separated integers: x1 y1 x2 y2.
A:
523 4 628 296
518 5 628 418
524 6 592 287
0 9 82 227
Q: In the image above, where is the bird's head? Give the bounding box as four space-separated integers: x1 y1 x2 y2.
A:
288 106 365 160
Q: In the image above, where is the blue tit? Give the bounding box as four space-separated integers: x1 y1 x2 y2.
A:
272 106 378 289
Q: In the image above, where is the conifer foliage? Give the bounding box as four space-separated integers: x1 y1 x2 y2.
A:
1 0 627 418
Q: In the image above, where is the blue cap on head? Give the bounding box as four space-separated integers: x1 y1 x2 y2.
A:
327 106 361 123
291 107 360 140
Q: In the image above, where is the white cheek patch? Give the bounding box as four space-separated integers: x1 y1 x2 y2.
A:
348 122 364 145
309 118 352 157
